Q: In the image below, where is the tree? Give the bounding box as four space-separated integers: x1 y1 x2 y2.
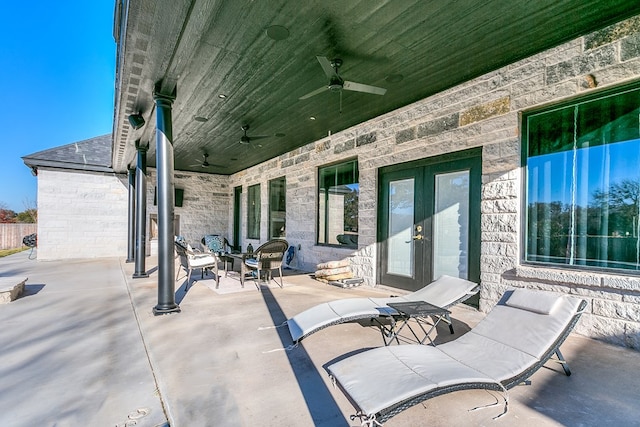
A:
16 198 37 223
16 210 36 223
0 202 17 223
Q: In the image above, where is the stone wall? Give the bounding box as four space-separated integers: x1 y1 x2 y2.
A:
35 16 640 347
37 168 129 260
227 16 640 348
145 169 230 251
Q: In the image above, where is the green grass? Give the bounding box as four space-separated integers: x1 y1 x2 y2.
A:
0 247 29 258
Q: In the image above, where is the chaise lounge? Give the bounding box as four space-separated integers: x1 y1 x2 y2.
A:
325 288 587 426
286 275 479 343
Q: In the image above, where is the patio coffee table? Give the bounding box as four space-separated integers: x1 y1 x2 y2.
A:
384 301 451 346
226 252 250 286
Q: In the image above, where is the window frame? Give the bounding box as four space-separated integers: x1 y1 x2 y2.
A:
246 184 260 240
521 81 640 273
316 158 359 248
268 176 286 239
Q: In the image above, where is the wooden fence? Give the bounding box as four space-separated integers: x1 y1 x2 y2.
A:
0 223 37 250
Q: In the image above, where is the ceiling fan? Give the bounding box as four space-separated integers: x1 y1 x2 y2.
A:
299 56 387 102
189 153 219 168
239 124 269 147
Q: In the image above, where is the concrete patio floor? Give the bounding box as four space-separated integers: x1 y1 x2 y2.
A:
1 250 639 426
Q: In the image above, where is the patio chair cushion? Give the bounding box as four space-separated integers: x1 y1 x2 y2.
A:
203 235 225 254
188 254 217 268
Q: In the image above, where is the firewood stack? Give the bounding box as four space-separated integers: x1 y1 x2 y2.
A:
314 259 364 287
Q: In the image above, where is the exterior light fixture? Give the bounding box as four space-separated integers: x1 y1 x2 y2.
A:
218 94 227 99
128 113 145 130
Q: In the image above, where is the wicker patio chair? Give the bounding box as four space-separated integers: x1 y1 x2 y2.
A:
174 237 220 289
243 239 289 289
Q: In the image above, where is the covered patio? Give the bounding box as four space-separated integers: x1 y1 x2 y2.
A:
109 1 640 323
1 250 639 426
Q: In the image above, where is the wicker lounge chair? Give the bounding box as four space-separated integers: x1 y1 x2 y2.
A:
326 288 587 426
287 275 479 343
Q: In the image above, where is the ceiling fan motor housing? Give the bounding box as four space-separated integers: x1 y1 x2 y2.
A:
329 76 344 91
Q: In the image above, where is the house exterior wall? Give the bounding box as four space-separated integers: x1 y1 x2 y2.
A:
36 168 129 260
32 16 640 348
227 16 640 349
145 169 230 253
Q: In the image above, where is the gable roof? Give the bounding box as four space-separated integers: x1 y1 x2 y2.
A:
22 134 114 175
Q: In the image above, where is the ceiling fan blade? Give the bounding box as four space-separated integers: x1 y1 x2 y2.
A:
343 80 387 95
299 85 329 100
248 135 270 140
317 56 337 78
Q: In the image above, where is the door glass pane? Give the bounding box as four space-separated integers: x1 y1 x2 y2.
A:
433 171 469 279
387 178 414 277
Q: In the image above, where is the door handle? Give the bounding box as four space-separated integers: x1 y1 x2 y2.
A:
410 225 423 241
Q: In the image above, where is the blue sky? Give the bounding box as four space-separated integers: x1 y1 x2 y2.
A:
0 1 115 212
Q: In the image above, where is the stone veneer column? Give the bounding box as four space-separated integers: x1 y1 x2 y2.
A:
153 90 180 315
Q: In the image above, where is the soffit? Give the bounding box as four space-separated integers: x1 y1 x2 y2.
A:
111 0 640 174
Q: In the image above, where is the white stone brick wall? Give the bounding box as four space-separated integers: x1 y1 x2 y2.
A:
37 168 129 259
226 16 640 348
146 169 230 251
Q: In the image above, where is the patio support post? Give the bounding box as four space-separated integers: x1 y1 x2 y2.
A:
153 89 180 315
126 167 136 263
132 142 149 278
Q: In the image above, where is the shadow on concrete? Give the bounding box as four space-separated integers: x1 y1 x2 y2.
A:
522 337 640 426
260 286 349 426
21 284 45 298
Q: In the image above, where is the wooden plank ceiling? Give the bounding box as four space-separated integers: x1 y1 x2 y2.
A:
112 0 640 174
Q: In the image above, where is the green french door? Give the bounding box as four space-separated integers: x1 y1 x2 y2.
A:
378 150 481 294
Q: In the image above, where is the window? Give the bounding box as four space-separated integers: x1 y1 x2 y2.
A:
524 85 640 271
153 187 184 207
247 184 260 239
233 186 242 248
269 177 286 239
318 159 359 246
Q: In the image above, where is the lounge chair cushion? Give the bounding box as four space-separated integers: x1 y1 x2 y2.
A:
437 333 537 382
287 298 397 343
470 292 582 359
505 288 561 314
327 345 499 417
327 290 585 422
287 275 478 342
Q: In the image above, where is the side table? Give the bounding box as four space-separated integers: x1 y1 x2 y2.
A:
384 301 451 346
